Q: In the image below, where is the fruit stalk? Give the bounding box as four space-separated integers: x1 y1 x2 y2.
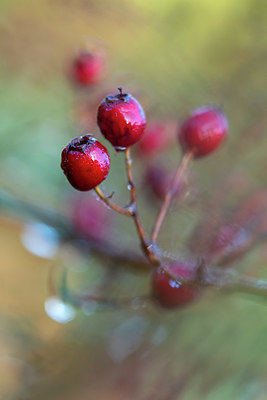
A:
125 148 160 265
151 150 193 243
94 186 133 216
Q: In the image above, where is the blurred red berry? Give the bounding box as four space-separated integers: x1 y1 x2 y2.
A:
71 51 105 86
61 134 110 191
208 223 252 265
152 262 200 309
179 106 228 157
136 121 175 158
190 190 267 266
70 194 112 242
145 164 185 201
97 88 146 149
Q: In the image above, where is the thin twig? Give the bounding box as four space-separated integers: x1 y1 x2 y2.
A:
2 190 267 300
0 189 150 270
94 186 133 216
151 151 193 243
125 148 160 265
155 263 267 299
48 263 151 309
74 291 151 309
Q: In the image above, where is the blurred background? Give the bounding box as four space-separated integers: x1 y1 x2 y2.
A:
0 0 267 399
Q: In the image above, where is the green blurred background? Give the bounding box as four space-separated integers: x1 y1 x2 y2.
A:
0 0 266 399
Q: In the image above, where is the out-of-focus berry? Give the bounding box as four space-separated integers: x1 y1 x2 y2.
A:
179 107 228 157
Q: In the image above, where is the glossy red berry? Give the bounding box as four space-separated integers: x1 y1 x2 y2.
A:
97 88 146 149
71 51 105 86
152 263 200 309
179 106 228 157
61 134 110 191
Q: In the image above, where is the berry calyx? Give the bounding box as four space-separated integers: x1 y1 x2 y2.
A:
179 106 228 158
152 262 200 309
61 134 110 191
71 51 105 86
97 88 146 149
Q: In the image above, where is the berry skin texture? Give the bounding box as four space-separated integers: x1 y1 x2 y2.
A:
179 106 228 158
152 263 200 309
71 51 104 86
97 89 146 149
61 134 110 191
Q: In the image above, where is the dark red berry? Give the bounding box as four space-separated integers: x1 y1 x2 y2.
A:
208 190 267 265
97 88 146 149
152 263 200 309
179 106 228 157
145 164 185 201
71 51 105 86
61 134 110 191
136 121 175 158
189 190 267 266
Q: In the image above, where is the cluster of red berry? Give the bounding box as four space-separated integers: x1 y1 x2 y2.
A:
61 50 228 309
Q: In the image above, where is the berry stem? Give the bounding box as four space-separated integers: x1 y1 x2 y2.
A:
151 150 193 243
48 263 150 309
94 186 133 216
73 291 151 309
3 189 267 301
125 148 160 265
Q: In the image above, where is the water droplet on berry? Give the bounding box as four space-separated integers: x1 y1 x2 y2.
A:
114 146 127 152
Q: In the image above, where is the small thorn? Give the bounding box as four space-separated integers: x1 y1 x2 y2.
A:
107 191 115 199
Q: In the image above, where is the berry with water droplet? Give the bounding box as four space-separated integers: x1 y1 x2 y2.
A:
61 134 110 191
152 262 200 309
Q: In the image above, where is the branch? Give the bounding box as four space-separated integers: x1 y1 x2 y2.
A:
0 189 150 271
48 263 151 310
151 151 193 243
94 186 132 216
125 148 160 265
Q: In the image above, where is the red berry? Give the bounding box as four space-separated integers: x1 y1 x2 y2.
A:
145 164 185 201
70 193 112 241
136 121 175 158
61 134 110 191
179 106 228 157
208 190 267 265
152 263 200 309
208 223 250 265
97 88 146 149
71 51 105 86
